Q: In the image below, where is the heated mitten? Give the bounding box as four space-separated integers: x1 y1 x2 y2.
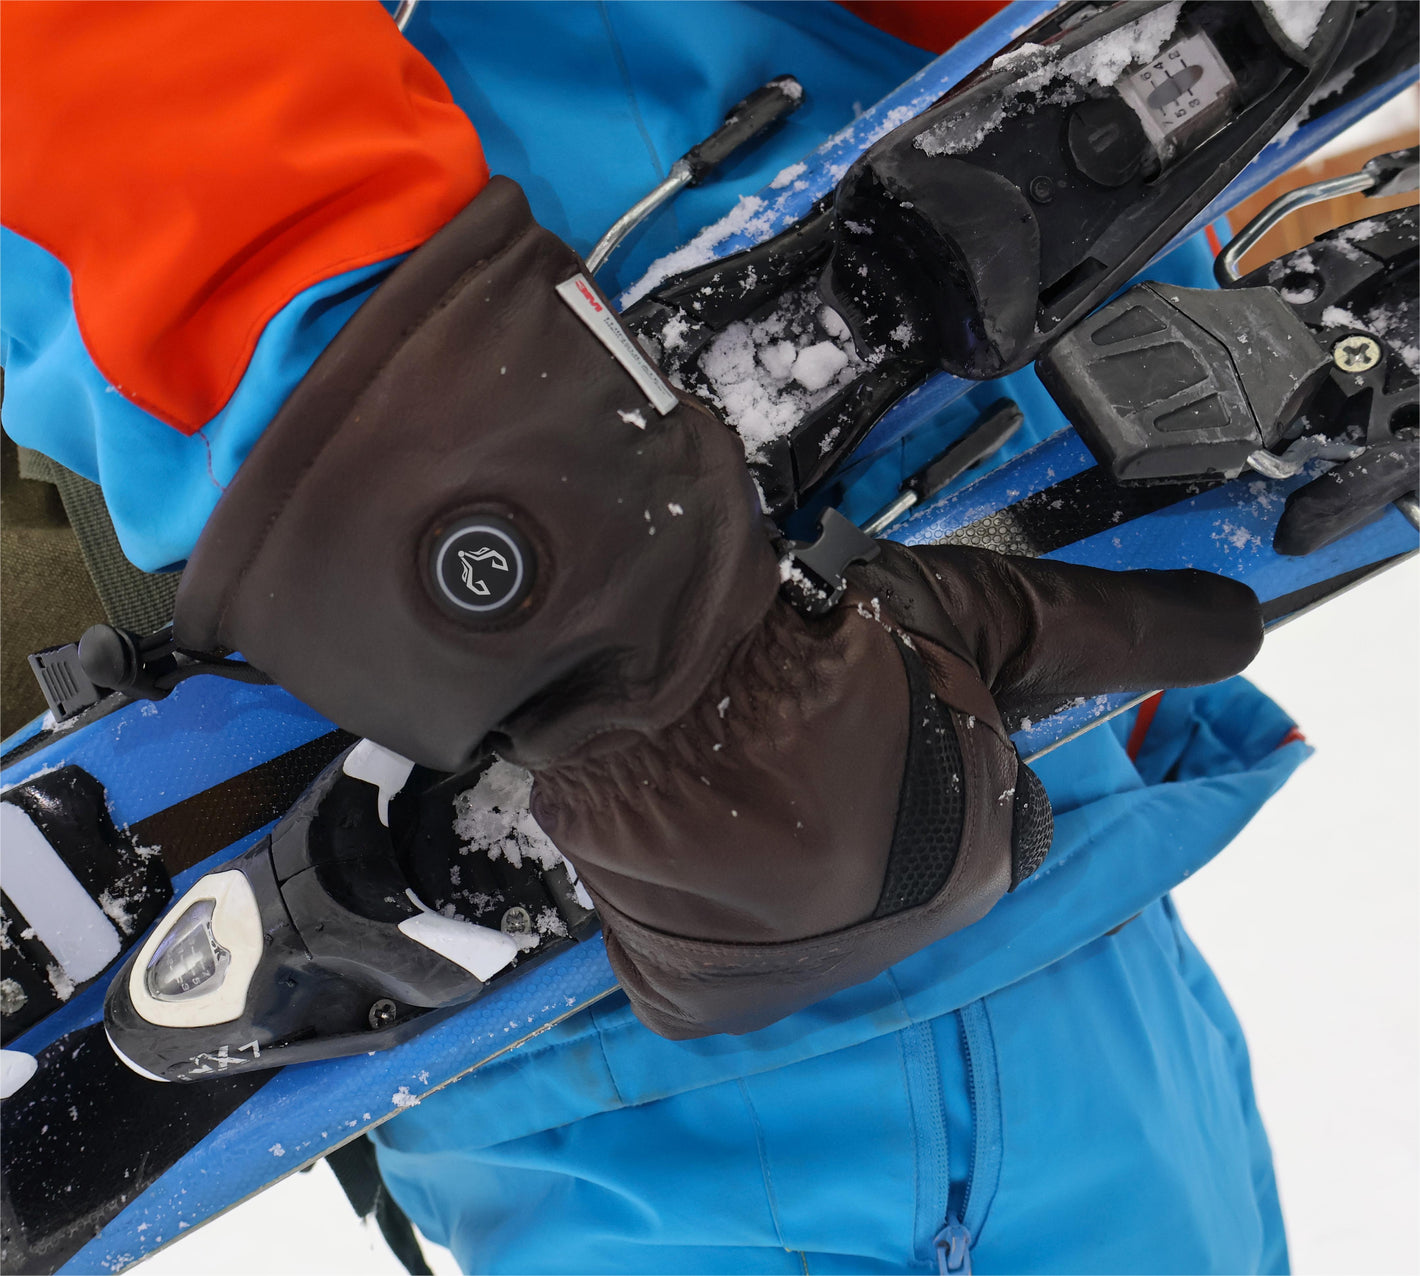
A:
175 177 1262 1039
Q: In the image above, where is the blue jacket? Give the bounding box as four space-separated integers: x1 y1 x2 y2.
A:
374 679 1304 1273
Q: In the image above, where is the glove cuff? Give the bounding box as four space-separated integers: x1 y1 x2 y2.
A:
175 177 779 769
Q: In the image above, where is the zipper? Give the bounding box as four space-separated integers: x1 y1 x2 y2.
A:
934 1220 972 1274
932 1000 1003 1276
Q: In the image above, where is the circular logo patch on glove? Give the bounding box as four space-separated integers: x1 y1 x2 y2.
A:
430 518 532 618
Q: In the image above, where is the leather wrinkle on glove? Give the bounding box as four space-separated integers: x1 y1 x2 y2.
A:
172 175 1265 1041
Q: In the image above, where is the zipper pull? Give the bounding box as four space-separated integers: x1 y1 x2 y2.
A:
934 1220 973 1276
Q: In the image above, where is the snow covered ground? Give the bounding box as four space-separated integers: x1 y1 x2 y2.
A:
142 565 1418 1276
1173 562 1419 1276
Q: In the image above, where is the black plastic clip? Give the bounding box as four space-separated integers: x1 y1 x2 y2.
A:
27 644 102 723
29 623 273 725
77 624 182 702
781 508 881 616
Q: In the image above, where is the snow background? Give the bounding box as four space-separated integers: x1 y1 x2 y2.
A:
143 95 1419 1275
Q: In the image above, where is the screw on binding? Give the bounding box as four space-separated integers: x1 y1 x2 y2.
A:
1331 334 1382 373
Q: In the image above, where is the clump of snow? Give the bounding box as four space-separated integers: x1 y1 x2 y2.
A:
0 979 27 1016
917 103 1008 159
992 42 1048 73
1263 0 1330 51
1268 250 1322 302
47 963 75 1002
1058 2 1184 88
98 889 139 936
659 312 692 353
622 195 778 307
447 760 594 914
696 289 867 462
770 162 806 190
390 1086 420 1109
453 762 562 874
792 341 850 391
1277 280 1320 305
758 340 798 380
617 409 647 429
1321 217 1386 265
269 1143 285 1157
1214 520 1262 552
503 925 542 954
1331 219 1383 247
818 306 850 341
1321 303 1367 331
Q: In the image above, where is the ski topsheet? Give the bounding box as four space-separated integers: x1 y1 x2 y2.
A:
2 2 1417 1270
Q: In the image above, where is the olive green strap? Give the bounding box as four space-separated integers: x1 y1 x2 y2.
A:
15 445 179 635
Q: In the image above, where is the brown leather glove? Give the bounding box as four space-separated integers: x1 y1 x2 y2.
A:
175 177 1262 1040
529 545 1260 1037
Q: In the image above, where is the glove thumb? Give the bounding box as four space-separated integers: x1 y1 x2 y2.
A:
866 546 1263 725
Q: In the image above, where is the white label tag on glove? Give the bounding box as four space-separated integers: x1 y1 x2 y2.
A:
556 274 679 417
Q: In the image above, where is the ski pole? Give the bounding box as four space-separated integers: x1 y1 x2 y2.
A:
860 399 1024 536
587 76 804 275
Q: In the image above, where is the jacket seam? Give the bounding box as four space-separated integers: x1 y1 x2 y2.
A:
737 1078 791 1252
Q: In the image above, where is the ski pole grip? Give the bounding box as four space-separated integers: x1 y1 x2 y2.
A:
682 76 804 184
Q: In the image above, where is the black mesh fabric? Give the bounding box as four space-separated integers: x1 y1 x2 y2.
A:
873 643 966 918
1009 756 1053 890
20 446 181 635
